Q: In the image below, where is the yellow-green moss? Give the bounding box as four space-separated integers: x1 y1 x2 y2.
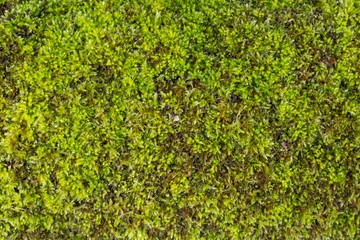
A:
1 0 360 239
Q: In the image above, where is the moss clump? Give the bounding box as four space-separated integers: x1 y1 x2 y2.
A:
1 0 360 239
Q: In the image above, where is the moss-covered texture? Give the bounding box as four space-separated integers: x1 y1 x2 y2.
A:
1 0 360 239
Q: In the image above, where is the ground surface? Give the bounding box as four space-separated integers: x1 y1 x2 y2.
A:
1 0 360 239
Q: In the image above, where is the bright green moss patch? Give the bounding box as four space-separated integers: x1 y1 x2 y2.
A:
1 0 360 239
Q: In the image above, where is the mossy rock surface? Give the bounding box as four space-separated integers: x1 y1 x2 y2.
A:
1 0 360 239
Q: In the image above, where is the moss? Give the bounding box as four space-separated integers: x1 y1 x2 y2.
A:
1 0 360 239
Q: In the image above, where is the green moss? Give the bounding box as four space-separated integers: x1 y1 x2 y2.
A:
1 0 360 239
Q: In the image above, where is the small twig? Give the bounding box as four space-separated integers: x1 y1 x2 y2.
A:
287 143 296 151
